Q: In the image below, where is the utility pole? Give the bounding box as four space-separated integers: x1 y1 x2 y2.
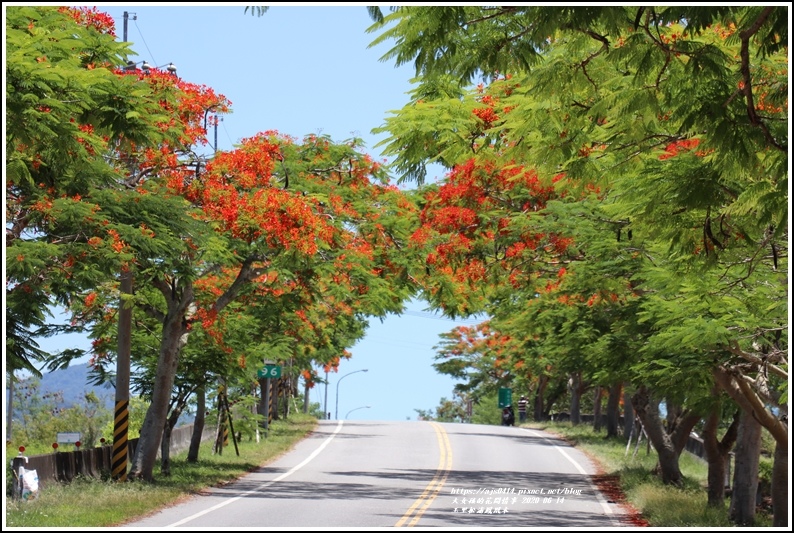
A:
214 116 219 154
112 270 132 481
123 11 135 42
113 11 135 481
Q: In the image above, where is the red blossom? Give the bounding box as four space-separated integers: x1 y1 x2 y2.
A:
659 138 700 160
58 6 116 36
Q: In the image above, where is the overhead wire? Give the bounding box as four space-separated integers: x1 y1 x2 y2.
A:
400 310 485 325
221 118 236 149
132 18 158 66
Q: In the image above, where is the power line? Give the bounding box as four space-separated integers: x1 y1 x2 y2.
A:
358 338 443 351
400 310 485 325
132 18 158 66
221 118 236 149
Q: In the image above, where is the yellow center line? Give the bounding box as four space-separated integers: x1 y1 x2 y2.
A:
395 421 453 527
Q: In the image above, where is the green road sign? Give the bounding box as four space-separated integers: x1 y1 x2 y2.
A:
498 387 512 408
257 364 281 379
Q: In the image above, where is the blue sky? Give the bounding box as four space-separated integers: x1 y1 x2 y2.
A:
16 4 487 422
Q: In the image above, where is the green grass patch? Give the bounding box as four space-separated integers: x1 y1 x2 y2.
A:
630 482 734 527
526 420 774 527
6 414 317 528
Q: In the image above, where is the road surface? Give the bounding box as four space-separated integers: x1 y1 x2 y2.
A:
126 420 631 528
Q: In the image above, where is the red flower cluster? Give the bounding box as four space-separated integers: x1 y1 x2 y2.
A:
58 6 116 36
659 138 700 160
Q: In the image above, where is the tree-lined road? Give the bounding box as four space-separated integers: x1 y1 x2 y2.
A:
126 420 629 528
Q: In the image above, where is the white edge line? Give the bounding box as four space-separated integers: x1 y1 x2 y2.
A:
165 420 345 527
524 429 620 527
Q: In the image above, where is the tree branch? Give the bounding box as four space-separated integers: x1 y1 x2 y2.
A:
210 255 267 314
739 7 786 152
725 340 788 380
713 366 787 444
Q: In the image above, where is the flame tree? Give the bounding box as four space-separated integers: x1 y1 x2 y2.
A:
369 6 787 524
7 6 421 482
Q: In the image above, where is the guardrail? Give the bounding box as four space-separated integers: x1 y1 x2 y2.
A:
9 423 214 498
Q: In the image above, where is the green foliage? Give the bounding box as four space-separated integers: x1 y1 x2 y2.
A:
100 396 149 442
370 5 788 384
5 6 203 373
415 396 466 423
470 391 502 426
417 390 503 426
9 378 112 453
294 397 325 420
371 11 787 519
228 395 265 440
368 6 578 85
5 304 51 377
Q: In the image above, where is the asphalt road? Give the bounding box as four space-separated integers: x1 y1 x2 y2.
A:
125 420 630 528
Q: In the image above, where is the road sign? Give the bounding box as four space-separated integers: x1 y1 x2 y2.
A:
498 387 512 408
258 364 281 379
57 432 81 444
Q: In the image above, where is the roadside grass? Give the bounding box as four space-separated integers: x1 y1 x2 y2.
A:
5 414 318 528
526 420 773 527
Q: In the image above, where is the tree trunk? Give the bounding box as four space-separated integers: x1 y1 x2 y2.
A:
269 379 278 421
160 422 172 475
128 289 192 482
303 379 310 414
283 377 291 419
7 370 14 441
665 399 683 432
771 440 788 527
187 384 206 462
542 379 566 419
568 372 583 425
533 375 548 422
623 385 634 442
712 366 788 527
160 395 188 475
592 386 603 432
702 405 739 508
730 409 762 526
126 256 263 480
605 382 621 438
670 411 702 458
631 385 682 485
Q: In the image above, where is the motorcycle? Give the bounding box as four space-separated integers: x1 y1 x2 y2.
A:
501 405 515 426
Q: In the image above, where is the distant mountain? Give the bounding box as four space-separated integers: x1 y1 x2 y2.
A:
13 364 197 427
26 363 115 411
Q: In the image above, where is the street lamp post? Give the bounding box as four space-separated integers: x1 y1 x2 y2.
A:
323 369 329 419
335 369 368 420
345 406 371 420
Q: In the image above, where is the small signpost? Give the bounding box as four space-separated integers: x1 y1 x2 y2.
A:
56 432 81 445
258 361 281 435
257 364 282 379
498 387 512 408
